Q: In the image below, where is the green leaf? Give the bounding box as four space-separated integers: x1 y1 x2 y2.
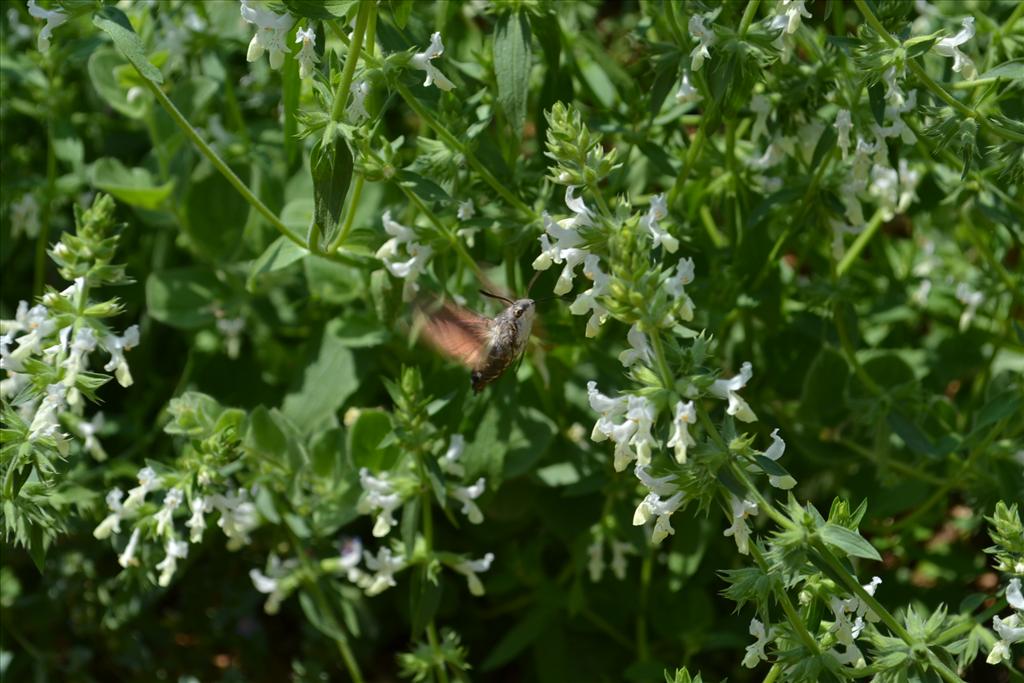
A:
92 7 164 84
494 11 532 138
481 595 559 670
145 268 226 329
347 409 400 471
185 164 249 259
811 124 837 169
90 158 174 210
244 406 307 471
977 59 1024 81
281 320 360 433
87 48 146 119
396 170 451 204
409 566 443 639
819 523 882 562
800 347 849 424
282 0 359 20
309 129 354 252
247 236 308 292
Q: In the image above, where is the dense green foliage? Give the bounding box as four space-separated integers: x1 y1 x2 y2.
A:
1 1 1023 681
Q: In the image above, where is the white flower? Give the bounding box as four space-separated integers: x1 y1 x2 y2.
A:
634 465 678 497
457 199 475 221
666 400 697 464
357 468 403 537
102 325 140 388
934 17 977 79
955 282 983 331
911 279 932 307
1008 578 1024 610
360 547 405 596
295 25 318 79
609 540 635 579
249 554 297 613
742 618 772 668
376 211 433 302
453 552 494 596
28 383 66 442
769 0 812 35
688 14 716 71
988 613 1024 664
94 488 125 540
186 496 211 543
26 0 67 52
240 0 293 70
10 193 40 239
411 32 454 91
749 136 794 170
710 361 757 422
750 94 772 142
440 434 466 477
633 490 685 544
154 488 184 537
347 79 371 123
339 537 364 582
762 428 796 489
568 254 611 337
618 324 653 368
62 327 98 404
211 488 259 546
124 466 160 510
453 477 486 524
118 528 142 568
641 194 678 253
156 538 189 587
675 71 702 106
723 496 758 555
588 384 657 471
665 258 697 321
587 537 605 581
835 109 853 159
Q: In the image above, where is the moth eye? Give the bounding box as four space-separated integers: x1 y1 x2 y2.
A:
513 308 523 318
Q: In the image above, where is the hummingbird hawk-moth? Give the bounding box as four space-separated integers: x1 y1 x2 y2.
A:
418 290 536 393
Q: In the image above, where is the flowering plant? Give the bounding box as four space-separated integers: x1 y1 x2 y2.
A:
2 1 1022 681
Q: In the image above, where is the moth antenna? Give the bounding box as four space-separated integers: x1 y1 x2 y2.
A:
525 269 543 296
479 289 515 305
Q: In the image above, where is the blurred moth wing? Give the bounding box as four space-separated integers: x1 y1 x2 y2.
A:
415 299 492 371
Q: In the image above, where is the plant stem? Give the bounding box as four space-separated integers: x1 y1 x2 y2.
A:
393 81 534 218
749 543 820 655
832 300 883 397
331 1 371 122
329 175 365 252
761 665 783 683
836 207 886 277
739 0 762 36
137 75 307 250
34 62 57 297
727 459 797 532
648 329 676 390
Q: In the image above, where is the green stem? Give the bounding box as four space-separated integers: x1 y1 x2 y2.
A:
727 459 797 532
761 665 783 683
329 175 366 252
397 179 483 282
663 0 685 46
668 124 706 207
137 75 307 250
749 542 820 655
853 0 1024 143
34 76 57 296
739 0 762 35
648 329 676 390
836 207 885 277
331 1 371 122
839 438 946 486
393 82 533 218
285 530 365 683
833 300 884 397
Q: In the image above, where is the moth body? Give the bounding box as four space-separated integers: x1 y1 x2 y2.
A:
471 298 535 392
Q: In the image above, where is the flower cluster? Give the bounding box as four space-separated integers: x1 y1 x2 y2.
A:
375 211 433 302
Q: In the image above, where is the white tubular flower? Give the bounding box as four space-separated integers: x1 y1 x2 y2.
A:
742 618 772 668
440 434 466 477
154 488 184 537
26 0 67 52
357 468 402 537
587 537 605 582
634 465 678 497
249 554 297 613
216 317 245 359
124 466 160 510
240 0 293 70
156 538 189 587
1008 578 1024 610
457 199 475 221
835 109 853 159
688 14 716 71
618 324 653 368
62 327 98 404
186 496 211 543
665 257 696 321
212 488 259 546
10 193 40 239
749 136 794 170
988 613 1024 664
609 541 635 579
361 547 405 596
587 380 629 442
627 395 657 466
28 383 66 442
633 491 685 544
934 17 977 79
118 528 142 568
411 32 455 91
339 537 364 582
710 361 757 422
347 79 371 123
453 552 494 596
762 428 796 489
453 477 486 524
675 71 702 106
642 194 678 253
376 211 433 302
569 254 611 338
770 0 812 35
724 496 759 555
102 325 140 388
666 400 697 464
911 279 932 307
295 25 318 79
749 94 772 142
955 282 983 331
94 488 126 540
